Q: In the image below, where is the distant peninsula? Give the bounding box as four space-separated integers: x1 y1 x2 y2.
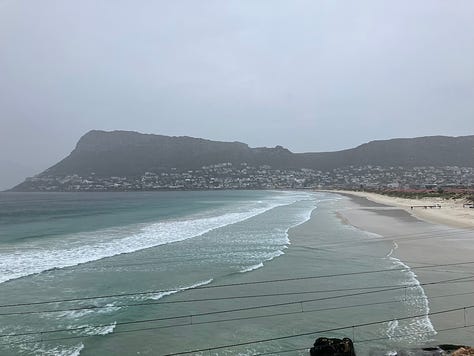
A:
10 130 474 192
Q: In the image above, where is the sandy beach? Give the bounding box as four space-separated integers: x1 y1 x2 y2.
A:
92 191 474 355
331 191 474 348
7 191 470 355
331 190 474 229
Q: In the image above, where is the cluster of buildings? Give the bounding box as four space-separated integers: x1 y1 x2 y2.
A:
328 165 474 190
18 163 474 192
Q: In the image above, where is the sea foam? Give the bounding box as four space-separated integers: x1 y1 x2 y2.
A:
82 322 117 336
145 278 214 301
27 343 84 356
0 193 311 284
237 197 317 273
239 262 264 273
385 242 437 343
56 303 120 319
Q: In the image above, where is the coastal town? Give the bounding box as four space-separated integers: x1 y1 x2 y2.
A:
18 164 474 192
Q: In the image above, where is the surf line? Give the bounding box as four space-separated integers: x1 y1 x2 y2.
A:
385 241 437 340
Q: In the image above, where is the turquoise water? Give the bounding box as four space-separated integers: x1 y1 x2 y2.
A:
0 191 436 355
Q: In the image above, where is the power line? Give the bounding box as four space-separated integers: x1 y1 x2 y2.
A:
0 286 405 338
1 223 470 311
252 324 474 356
160 305 474 356
1 260 474 310
7 288 474 343
189 261 474 290
1 274 473 318
306 227 474 253
2 225 469 294
2 304 473 350
0 275 472 339
253 346 309 356
2 198 472 352
64 227 474 270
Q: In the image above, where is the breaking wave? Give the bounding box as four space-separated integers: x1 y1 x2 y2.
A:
385 242 437 343
0 194 310 284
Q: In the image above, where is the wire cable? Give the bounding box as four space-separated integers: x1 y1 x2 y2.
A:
1 274 474 318
252 324 474 356
160 305 474 356
1 260 474 310
1 304 473 350
1 275 472 339
4 272 474 317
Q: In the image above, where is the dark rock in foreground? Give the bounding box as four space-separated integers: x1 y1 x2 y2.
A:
377 345 474 355
309 338 473 355
310 337 356 356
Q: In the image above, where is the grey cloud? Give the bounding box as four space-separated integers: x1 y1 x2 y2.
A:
0 0 473 189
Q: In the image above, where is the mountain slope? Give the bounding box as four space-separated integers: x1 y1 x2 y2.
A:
13 131 474 186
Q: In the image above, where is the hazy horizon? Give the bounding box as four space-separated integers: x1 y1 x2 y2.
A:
1 0 473 190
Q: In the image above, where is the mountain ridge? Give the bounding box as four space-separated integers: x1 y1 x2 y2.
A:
10 130 474 191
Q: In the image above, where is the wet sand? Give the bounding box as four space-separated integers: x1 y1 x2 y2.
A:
332 190 474 229
335 193 474 346
80 193 474 355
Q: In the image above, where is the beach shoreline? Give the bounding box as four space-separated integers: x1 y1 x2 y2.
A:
326 190 474 229
324 191 474 347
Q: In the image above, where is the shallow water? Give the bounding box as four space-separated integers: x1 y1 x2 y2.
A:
0 191 437 355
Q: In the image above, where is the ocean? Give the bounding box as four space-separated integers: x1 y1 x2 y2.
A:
0 190 436 355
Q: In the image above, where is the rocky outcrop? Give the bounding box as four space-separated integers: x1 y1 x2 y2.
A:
308 339 473 355
310 337 356 356
452 347 474 355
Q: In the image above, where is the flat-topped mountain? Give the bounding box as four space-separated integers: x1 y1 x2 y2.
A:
44 130 474 175
10 130 474 191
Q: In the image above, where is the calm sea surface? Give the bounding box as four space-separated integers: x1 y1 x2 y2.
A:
0 191 436 355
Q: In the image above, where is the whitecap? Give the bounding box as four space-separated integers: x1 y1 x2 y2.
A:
239 262 264 273
385 243 437 342
27 342 84 356
82 322 116 336
56 303 120 319
144 278 214 301
0 193 314 284
386 319 399 339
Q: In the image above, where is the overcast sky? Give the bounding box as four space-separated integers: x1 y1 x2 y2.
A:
1 0 473 189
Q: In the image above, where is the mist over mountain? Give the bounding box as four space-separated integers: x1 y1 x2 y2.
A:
45 130 474 176
9 130 474 191
0 160 37 191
